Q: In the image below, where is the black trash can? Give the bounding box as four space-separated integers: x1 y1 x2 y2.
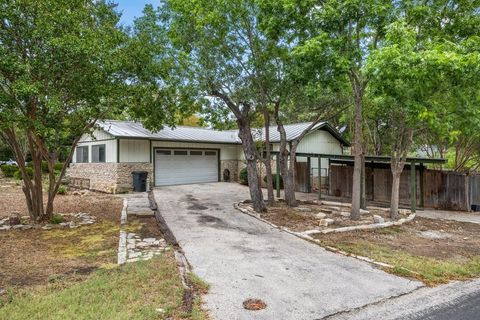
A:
132 171 148 192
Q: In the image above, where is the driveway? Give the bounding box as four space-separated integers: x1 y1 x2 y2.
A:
154 183 421 320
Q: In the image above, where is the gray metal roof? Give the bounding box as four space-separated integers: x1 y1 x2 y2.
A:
97 120 350 146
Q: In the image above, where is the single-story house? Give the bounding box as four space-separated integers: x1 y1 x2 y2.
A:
66 120 350 193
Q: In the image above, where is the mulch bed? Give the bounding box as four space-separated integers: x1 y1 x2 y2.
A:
242 200 408 233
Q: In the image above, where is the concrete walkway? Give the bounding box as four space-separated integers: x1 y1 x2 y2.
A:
154 183 421 320
416 209 480 224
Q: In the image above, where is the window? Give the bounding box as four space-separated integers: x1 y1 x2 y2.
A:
156 150 171 155
174 150 188 156
205 151 217 156
190 150 203 156
91 144 105 163
76 146 89 163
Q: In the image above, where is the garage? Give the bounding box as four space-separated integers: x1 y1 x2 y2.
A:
154 149 219 186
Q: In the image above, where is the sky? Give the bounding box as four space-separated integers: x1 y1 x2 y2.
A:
114 0 158 26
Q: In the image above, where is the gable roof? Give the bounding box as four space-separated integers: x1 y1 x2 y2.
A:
97 120 350 146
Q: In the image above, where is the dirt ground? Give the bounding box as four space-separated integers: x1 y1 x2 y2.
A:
253 200 406 232
0 177 160 292
315 217 480 260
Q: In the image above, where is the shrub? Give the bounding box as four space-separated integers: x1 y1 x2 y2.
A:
239 167 248 185
264 174 284 189
13 167 34 180
54 162 64 171
57 185 67 195
41 161 49 173
0 164 18 178
51 214 64 224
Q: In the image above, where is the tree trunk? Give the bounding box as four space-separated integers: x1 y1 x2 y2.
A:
350 81 364 220
276 121 297 207
263 111 274 205
390 169 402 220
238 123 266 213
360 155 366 209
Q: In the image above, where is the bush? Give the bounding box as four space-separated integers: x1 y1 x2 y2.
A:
41 161 49 173
57 185 67 195
54 162 64 171
264 174 284 189
13 167 34 180
239 167 248 185
51 214 64 224
0 164 18 178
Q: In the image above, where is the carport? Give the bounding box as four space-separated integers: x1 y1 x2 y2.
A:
271 152 447 213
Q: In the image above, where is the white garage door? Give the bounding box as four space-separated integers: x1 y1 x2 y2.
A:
154 149 219 186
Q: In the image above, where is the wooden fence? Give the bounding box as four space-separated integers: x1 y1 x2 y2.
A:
329 165 480 211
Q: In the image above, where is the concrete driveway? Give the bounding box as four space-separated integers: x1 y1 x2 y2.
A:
154 183 421 320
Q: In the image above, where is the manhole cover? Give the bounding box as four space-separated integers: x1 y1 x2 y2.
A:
243 298 267 311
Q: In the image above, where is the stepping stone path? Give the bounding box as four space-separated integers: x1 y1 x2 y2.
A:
0 212 96 231
125 233 169 263
117 193 169 264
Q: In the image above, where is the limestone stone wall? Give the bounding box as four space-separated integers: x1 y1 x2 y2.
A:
220 160 240 182
67 163 118 193
66 162 153 193
116 163 153 192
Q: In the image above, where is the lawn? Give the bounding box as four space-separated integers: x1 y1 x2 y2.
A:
0 176 208 319
315 218 480 285
0 253 207 320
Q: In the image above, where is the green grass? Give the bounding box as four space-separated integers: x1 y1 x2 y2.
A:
331 241 480 285
0 254 208 320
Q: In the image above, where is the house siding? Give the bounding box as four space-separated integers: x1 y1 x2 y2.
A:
72 129 117 163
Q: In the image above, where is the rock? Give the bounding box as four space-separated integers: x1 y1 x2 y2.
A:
373 215 385 224
0 226 11 231
20 225 33 230
328 206 341 211
0 218 9 225
143 238 156 243
156 308 165 314
42 224 53 230
340 211 350 217
12 224 24 229
129 251 141 258
8 215 21 226
360 209 370 215
319 218 335 227
72 191 81 196
294 206 312 212
315 212 327 219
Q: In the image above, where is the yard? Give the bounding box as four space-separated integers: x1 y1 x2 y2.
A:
315 217 480 286
239 198 480 286
0 176 208 319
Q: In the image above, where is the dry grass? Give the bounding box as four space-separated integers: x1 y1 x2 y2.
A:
316 218 480 285
0 253 208 320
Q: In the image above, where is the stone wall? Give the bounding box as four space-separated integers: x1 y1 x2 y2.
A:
220 160 240 182
116 163 153 192
66 162 154 193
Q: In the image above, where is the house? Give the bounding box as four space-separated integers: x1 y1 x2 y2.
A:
66 120 349 193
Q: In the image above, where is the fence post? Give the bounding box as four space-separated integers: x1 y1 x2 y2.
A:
410 161 416 213
276 155 280 198
318 157 322 200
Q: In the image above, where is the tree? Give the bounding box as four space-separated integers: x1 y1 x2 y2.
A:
366 20 480 218
0 0 131 222
264 0 398 218
157 0 270 212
